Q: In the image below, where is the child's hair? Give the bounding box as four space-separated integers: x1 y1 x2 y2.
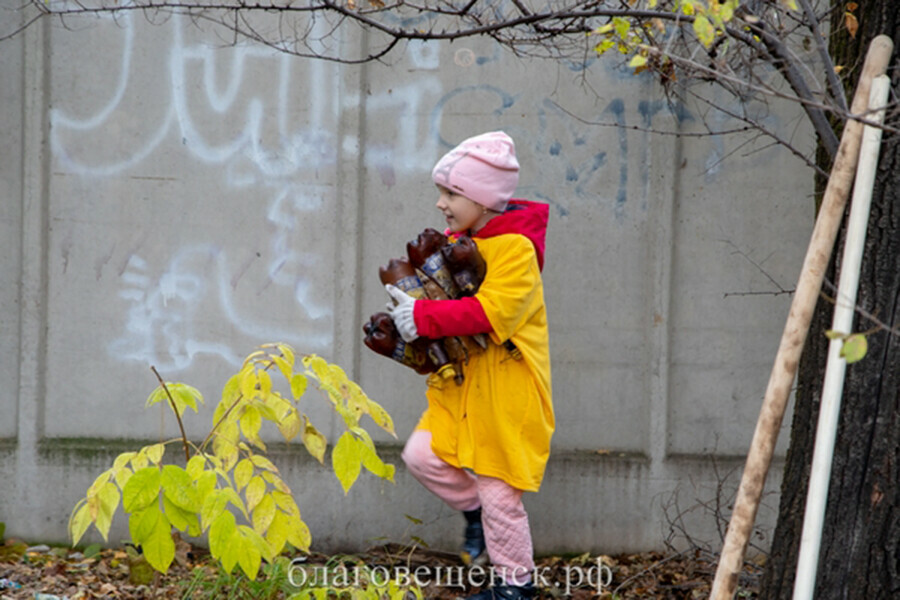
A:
431 131 519 212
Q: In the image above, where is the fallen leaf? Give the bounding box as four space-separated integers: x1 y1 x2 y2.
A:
845 12 859 38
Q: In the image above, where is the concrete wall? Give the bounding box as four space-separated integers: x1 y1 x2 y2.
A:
1 3 814 555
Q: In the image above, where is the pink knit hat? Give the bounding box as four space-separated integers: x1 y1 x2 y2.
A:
431 131 519 212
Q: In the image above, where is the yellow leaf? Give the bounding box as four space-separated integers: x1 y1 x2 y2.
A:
201 490 229 531
271 354 293 382
279 410 302 442
301 417 328 464
290 374 308 400
249 454 278 472
234 459 253 492
332 432 363 494
145 443 166 465
245 475 266 513
276 344 295 367
94 482 120 541
272 490 300 516
240 405 265 450
252 494 276 534
69 500 92 545
693 14 715 47
257 370 272 398
236 528 263 580
265 510 290 556
365 398 395 437
186 455 207 480
240 365 258 402
841 334 868 363
845 12 858 38
285 513 312 552
629 54 648 68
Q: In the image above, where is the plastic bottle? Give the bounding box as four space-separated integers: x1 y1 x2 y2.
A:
377 258 457 380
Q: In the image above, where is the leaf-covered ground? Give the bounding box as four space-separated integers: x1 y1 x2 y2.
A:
0 539 763 599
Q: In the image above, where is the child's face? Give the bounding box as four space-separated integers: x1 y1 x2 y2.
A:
435 186 489 232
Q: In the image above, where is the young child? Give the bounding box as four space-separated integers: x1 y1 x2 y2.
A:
385 131 554 600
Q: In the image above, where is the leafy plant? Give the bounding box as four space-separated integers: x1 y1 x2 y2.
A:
68 344 397 581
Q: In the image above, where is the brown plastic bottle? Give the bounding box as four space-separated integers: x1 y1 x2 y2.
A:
441 235 486 297
407 228 460 298
377 258 457 380
363 313 432 375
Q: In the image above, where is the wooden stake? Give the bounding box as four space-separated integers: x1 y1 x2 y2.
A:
709 34 894 600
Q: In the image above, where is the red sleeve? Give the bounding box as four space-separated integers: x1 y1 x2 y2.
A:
413 297 493 338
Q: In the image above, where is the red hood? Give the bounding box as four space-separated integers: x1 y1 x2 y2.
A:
472 200 549 271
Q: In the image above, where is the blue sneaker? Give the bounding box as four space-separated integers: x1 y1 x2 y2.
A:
464 582 536 599
461 508 487 566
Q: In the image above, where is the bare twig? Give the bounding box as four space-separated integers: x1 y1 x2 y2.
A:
150 366 191 463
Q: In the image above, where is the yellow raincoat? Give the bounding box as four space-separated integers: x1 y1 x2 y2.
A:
416 218 554 492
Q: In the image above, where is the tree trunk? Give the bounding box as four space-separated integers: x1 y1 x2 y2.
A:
760 3 900 598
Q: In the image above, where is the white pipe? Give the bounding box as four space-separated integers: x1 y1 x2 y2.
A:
792 74 892 600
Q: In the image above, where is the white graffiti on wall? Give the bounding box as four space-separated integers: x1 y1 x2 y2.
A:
48 9 776 371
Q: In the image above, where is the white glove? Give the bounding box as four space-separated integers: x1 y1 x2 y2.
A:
385 284 419 343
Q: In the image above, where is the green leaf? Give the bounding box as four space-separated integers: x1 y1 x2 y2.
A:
290 374 308 400
201 490 229 532
142 508 175 574
332 432 363 495
122 467 161 513
163 495 199 534
170 383 203 415
145 386 168 409
234 459 253 492
825 329 847 340
841 334 868 364
208 510 237 563
131 503 161 547
161 464 201 512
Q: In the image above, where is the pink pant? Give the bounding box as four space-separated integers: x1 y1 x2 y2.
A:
401 429 534 586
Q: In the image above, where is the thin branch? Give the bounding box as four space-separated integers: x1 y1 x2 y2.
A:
150 366 191 463
797 0 848 114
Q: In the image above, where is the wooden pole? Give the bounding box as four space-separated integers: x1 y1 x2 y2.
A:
709 35 894 600
792 74 891 600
